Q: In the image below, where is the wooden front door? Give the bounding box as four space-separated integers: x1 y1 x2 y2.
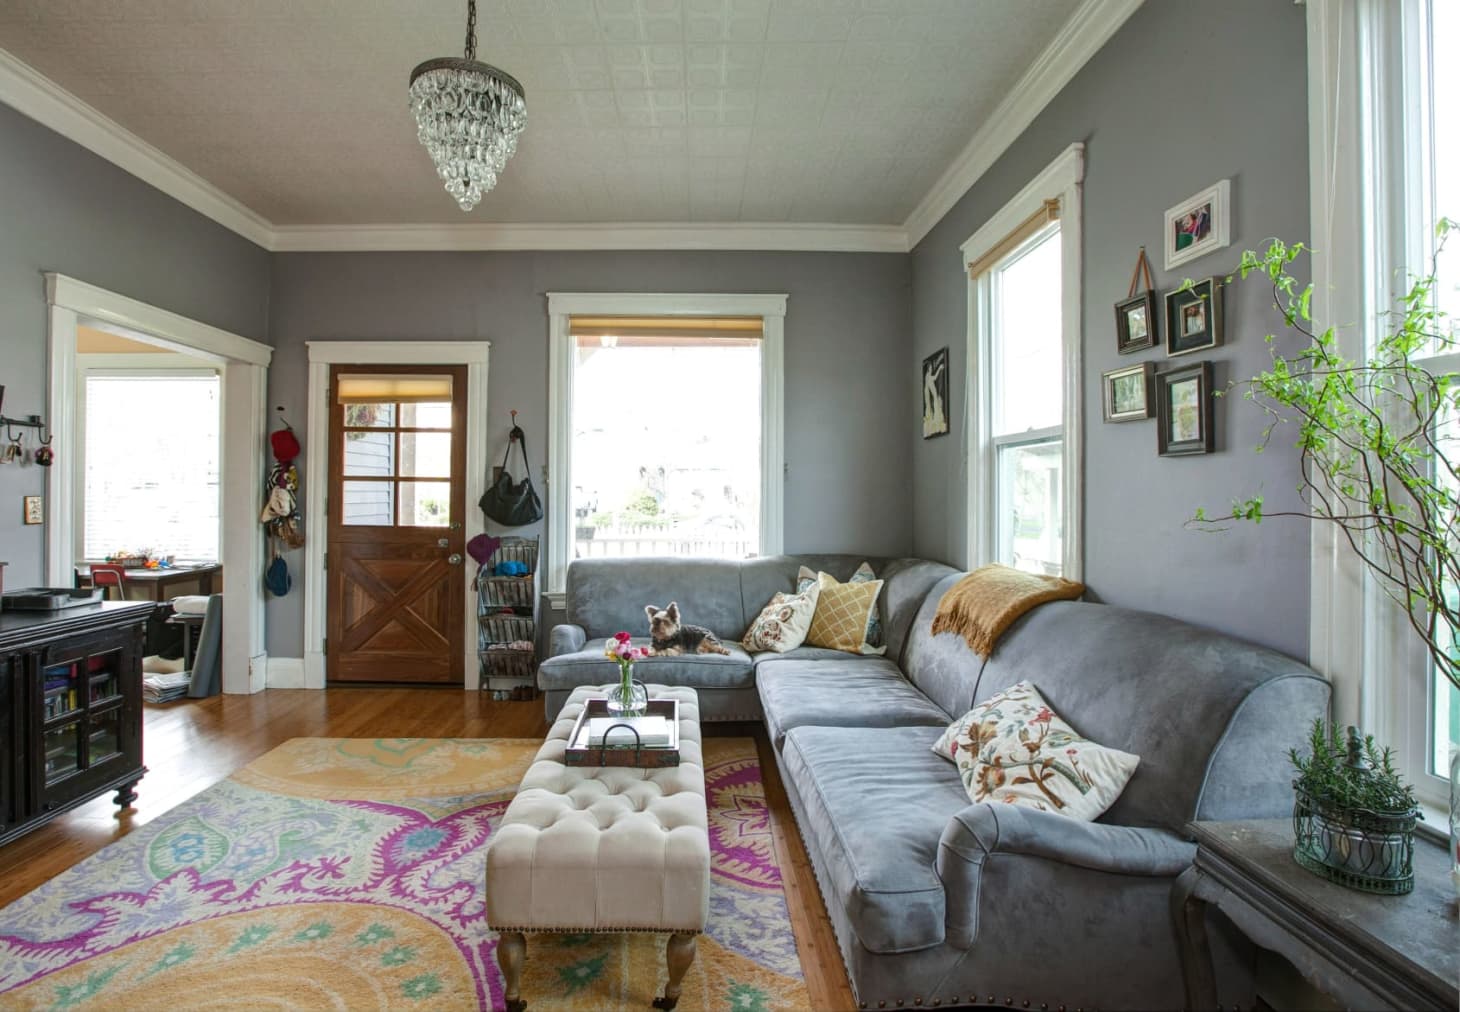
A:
326 365 468 684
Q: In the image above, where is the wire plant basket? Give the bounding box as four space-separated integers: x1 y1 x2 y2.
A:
1292 784 1418 895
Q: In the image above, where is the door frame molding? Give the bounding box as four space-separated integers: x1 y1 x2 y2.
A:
304 341 491 690
44 272 273 695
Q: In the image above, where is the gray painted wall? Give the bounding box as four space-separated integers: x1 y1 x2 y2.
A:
0 103 271 589
910 0 1312 659
265 250 911 658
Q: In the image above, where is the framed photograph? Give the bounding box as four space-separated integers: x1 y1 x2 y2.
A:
1156 361 1214 456
922 346 950 439
1164 179 1231 270
1102 362 1155 422
1165 278 1223 357
1115 290 1158 354
23 495 42 525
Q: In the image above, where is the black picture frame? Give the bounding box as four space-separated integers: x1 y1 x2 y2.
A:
1156 360 1214 456
922 347 950 439
1164 278 1223 357
1115 290 1158 354
1102 361 1155 422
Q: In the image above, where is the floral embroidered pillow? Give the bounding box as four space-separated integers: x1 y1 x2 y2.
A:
742 583 820 653
797 562 883 648
937 681 1140 822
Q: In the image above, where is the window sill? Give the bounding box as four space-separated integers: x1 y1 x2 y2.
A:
544 590 567 612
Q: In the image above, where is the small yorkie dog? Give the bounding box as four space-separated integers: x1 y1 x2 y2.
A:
644 602 731 656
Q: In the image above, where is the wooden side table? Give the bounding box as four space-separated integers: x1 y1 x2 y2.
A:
1172 819 1458 1010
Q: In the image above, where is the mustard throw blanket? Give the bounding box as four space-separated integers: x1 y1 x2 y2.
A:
931 564 1085 658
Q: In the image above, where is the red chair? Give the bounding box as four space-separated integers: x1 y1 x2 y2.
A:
89 563 130 601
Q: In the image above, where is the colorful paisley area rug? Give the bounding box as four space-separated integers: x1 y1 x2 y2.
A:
0 737 810 1011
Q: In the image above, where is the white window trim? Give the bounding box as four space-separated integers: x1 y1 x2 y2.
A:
302 341 491 691
959 142 1085 579
543 292 787 608
1306 0 1451 810
74 363 222 564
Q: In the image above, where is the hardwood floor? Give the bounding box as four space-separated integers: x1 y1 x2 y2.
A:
0 688 856 1011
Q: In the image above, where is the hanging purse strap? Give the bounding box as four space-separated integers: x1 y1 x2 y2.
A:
498 425 532 476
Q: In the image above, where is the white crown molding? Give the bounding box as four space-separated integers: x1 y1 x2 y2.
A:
903 0 1145 248
545 291 787 318
0 47 273 249
271 222 908 253
2 0 1138 255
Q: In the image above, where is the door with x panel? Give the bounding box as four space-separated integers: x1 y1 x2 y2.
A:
327 365 467 684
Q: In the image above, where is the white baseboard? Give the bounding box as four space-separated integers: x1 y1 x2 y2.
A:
266 656 310 689
304 651 326 689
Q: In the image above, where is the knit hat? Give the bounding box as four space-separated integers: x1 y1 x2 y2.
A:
270 427 301 463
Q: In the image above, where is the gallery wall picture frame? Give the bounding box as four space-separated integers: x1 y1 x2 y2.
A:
1102 361 1156 422
1165 279 1224 357
1156 360 1214 456
22 495 42 525
1164 178 1231 270
922 346 950 439
1115 290 1159 354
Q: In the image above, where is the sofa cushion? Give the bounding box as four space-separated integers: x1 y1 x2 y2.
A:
975 600 1325 831
566 557 747 641
945 680 1140 821
757 657 951 749
900 571 986 718
539 638 754 692
798 562 881 646
741 584 820 652
781 724 970 954
805 572 886 654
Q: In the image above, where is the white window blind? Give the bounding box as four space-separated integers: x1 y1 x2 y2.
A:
83 373 221 561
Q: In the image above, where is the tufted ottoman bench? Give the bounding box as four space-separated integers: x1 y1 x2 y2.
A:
486 684 709 1011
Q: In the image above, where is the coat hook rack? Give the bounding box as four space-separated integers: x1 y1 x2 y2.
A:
0 382 48 435
275 405 294 430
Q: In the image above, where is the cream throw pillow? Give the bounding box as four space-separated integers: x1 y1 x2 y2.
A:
936 681 1139 822
804 571 886 655
742 584 820 652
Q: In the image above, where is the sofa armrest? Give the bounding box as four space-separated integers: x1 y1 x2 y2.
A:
935 803 1196 949
938 803 1196 880
549 623 587 657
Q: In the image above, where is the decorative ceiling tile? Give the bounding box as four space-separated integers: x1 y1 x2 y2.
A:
0 0 1081 225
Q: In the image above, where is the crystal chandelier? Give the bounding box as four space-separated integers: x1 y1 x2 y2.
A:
408 0 526 211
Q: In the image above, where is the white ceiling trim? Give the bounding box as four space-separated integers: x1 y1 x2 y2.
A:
271 222 908 254
0 47 273 249
0 0 1139 254
902 0 1145 248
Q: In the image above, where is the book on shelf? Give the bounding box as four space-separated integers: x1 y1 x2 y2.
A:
581 714 673 748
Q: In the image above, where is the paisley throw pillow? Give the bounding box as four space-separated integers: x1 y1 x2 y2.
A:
742 583 820 652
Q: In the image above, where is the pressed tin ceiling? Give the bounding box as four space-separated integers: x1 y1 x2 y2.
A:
0 0 1085 232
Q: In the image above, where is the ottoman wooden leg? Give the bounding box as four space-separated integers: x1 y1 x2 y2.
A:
497 932 527 1012
653 932 697 1010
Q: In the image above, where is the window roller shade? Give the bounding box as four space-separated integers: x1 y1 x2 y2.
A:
968 198 1061 279
569 315 763 347
336 373 454 404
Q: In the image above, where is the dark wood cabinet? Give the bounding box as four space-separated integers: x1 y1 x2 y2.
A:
0 602 152 847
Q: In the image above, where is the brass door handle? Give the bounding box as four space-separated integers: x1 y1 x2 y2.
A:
448 553 463 565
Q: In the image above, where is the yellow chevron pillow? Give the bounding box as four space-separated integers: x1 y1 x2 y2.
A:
805 571 887 655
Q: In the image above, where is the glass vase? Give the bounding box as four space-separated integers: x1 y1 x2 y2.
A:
606 665 647 717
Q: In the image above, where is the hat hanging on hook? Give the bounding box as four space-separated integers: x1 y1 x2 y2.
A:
270 405 300 462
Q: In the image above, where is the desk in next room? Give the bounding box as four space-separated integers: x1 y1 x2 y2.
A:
77 564 221 603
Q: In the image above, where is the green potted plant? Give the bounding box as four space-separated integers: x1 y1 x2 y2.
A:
1192 227 1460 895
1290 720 1420 894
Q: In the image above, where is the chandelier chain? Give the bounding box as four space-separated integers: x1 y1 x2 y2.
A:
464 0 477 61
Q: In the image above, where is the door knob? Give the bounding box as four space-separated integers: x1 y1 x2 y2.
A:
448 553 463 565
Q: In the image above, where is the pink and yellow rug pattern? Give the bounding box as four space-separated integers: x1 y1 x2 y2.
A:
0 737 809 1010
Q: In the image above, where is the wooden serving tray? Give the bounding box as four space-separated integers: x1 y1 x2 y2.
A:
565 697 681 768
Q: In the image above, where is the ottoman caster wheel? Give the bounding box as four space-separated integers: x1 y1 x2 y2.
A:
652 997 679 1011
505 1001 527 1012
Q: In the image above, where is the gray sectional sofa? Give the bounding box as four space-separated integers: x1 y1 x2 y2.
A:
541 555 1331 1010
